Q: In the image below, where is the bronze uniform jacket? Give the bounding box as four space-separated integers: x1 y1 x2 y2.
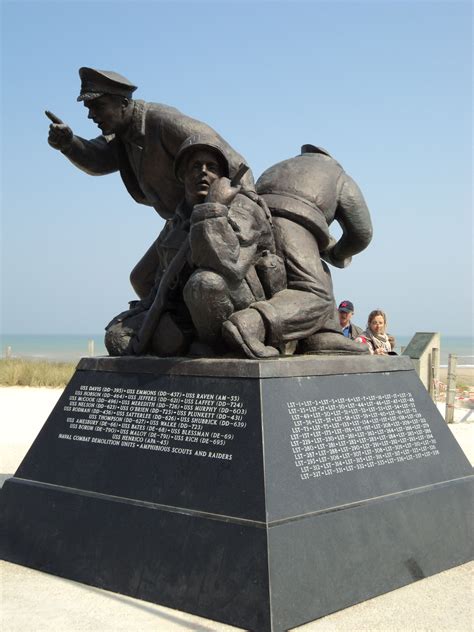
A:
256 149 372 259
61 100 254 220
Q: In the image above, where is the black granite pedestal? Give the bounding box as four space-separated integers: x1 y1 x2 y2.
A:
1 355 473 631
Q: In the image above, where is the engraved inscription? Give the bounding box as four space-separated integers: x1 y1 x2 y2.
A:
58 386 248 461
288 392 439 480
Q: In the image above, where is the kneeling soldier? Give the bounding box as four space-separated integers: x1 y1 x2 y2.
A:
105 135 280 357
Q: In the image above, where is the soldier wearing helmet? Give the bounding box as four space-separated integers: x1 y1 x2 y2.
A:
105 135 277 357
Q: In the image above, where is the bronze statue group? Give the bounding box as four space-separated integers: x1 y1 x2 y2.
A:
47 68 379 360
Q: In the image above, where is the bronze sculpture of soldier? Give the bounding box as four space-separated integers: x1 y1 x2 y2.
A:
46 67 254 301
104 135 278 358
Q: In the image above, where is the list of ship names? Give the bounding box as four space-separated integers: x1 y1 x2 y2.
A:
57 385 248 462
288 392 439 480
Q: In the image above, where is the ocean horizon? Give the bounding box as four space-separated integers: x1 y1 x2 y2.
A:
1 333 472 367
1 334 108 363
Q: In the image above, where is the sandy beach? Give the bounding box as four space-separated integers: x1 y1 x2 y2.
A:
439 366 473 387
1 386 473 632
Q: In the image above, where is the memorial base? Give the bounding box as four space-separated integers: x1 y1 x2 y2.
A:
1 356 473 632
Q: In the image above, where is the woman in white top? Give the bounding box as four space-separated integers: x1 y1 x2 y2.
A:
359 309 393 355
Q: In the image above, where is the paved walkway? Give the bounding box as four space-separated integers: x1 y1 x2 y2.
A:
2 559 473 631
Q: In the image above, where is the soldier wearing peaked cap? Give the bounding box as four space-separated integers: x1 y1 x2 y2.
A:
46 67 254 300
76 68 138 102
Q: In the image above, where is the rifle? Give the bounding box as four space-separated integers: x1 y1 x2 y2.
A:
131 234 190 354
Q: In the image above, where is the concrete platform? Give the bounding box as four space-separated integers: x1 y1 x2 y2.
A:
1 386 473 631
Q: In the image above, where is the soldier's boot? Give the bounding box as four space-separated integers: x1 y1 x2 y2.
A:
299 331 370 355
222 308 279 359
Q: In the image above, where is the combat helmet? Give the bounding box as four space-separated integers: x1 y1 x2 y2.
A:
174 134 230 183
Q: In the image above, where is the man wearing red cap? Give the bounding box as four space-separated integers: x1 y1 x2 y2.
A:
338 300 364 340
46 67 254 300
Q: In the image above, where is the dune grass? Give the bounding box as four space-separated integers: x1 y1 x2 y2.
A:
0 358 76 387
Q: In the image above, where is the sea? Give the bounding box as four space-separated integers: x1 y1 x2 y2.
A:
1 333 473 367
1 334 107 363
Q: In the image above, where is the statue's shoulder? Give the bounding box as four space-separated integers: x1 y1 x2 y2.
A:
257 149 344 193
143 101 186 124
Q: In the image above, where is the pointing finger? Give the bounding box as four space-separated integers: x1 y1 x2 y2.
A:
45 110 64 125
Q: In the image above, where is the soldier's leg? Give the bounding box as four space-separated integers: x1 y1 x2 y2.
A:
222 217 366 357
183 270 255 348
264 218 367 353
254 216 335 344
129 239 160 299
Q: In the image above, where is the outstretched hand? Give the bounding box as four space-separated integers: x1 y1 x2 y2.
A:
206 177 241 206
45 110 73 151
